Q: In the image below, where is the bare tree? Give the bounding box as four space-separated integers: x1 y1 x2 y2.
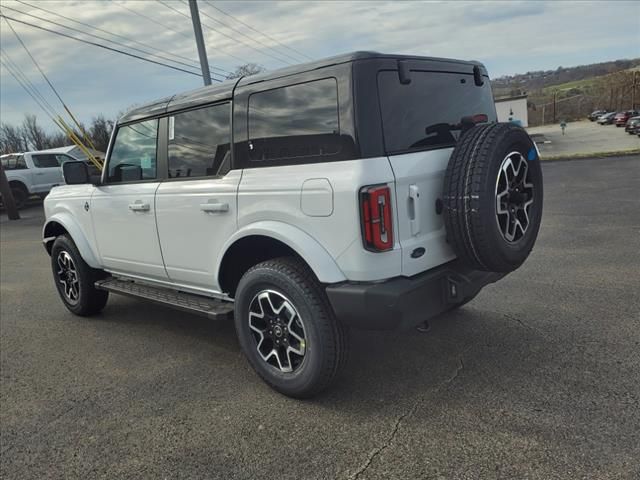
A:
21 114 49 150
89 115 114 152
0 123 27 154
226 63 266 80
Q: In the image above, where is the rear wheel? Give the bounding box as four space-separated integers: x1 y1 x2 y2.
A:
51 235 109 316
9 185 28 209
234 257 347 398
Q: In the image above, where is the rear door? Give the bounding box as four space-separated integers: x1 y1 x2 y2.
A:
377 68 497 276
155 101 239 292
29 153 64 192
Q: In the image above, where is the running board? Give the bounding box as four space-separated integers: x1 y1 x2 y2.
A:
95 278 234 320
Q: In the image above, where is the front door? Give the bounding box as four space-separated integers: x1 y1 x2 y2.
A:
91 118 168 280
154 102 239 292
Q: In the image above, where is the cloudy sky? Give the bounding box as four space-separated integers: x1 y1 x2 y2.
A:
0 0 638 130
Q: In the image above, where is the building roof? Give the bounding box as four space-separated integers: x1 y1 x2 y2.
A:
119 51 488 124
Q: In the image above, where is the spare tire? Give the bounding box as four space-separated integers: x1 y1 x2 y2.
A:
442 123 543 273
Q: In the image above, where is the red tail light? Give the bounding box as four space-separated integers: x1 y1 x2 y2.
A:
360 185 393 252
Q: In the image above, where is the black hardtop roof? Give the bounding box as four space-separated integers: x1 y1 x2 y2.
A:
118 51 487 124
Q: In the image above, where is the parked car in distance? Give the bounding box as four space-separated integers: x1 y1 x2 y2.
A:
0 150 81 209
588 110 608 121
634 122 640 137
597 112 617 125
625 116 640 134
614 110 639 127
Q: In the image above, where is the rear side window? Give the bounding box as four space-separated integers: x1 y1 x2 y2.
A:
1 155 27 170
248 78 340 162
32 154 61 168
168 103 230 178
378 70 497 154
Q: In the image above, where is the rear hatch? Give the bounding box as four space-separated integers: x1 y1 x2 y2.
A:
377 62 497 276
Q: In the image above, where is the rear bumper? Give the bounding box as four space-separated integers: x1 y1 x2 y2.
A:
325 261 505 331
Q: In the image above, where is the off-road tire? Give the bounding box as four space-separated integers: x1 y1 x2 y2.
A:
10 184 28 209
234 257 348 398
443 123 543 273
51 235 109 316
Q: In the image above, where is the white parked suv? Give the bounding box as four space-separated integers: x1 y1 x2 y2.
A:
1 150 79 208
43 52 543 397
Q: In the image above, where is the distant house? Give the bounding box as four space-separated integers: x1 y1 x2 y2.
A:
44 145 105 163
495 94 529 127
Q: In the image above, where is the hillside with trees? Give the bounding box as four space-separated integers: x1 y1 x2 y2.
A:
492 58 640 126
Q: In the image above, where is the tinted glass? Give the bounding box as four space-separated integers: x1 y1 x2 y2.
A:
107 119 158 182
248 78 340 161
1 155 27 170
32 154 61 168
378 71 497 154
168 103 230 178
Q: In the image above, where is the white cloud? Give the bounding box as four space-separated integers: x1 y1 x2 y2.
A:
1 0 638 129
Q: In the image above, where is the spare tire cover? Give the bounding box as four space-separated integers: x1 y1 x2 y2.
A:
442 122 543 273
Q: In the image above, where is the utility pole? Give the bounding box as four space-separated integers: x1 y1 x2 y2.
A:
632 71 637 110
0 164 20 220
552 91 557 124
188 0 212 86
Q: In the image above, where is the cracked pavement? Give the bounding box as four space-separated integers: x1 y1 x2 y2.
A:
2 155 640 479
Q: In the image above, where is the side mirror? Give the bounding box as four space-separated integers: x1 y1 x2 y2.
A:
62 161 90 185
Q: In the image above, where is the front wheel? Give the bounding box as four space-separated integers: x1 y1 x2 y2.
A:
51 235 109 316
234 257 348 398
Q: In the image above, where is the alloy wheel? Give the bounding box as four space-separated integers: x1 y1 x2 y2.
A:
248 290 307 373
495 151 535 243
56 251 80 304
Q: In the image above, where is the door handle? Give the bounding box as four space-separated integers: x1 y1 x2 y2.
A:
34 172 45 175
200 201 229 213
128 202 150 212
409 184 421 236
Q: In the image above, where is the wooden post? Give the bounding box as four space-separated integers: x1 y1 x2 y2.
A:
0 163 20 220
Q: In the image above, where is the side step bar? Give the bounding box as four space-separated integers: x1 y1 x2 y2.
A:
95 278 234 320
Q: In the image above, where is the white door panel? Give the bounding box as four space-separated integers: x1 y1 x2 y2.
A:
388 149 456 276
155 170 242 290
91 183 167 279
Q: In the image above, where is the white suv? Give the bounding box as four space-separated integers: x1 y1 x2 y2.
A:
1 150 78 208
43 52 543 397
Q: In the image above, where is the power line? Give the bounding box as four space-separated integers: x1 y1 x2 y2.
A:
182 0 300 65
106 0 233 77
156 0 291 67
0 14 218 80
202 0 312 62
13 0 227 79
1 4 225 81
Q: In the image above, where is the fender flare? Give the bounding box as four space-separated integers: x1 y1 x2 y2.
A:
43 213 101 268
217 221 347 284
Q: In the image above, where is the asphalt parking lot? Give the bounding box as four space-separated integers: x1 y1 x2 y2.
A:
1 155 639 480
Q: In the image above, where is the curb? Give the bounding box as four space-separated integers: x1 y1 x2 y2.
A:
540 149 640 162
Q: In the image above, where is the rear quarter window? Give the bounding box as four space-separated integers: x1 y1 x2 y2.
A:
377 70 497 154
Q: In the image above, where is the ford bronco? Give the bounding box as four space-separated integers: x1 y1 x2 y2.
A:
43 52 543 397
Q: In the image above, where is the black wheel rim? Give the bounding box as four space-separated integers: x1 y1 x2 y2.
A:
56 251 80 304
495 151 535 243
248 290 307 373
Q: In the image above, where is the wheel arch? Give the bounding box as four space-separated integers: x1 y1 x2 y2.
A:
42 214 101 268
217 222 346 297
8 179 28 192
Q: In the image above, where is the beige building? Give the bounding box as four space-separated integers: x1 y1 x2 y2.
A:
495 94 528 127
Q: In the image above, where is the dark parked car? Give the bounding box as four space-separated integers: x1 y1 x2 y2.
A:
625 116 640 133
614 110 639 127
588 110 608 121
597 112 617 125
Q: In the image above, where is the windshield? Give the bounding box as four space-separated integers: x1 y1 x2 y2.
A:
377 70 497 155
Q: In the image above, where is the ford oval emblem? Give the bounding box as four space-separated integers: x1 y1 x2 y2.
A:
411 247 425 258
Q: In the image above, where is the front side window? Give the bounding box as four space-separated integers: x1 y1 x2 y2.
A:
1 155 27 170
378 70 497 154
168 103 230 178
248 78 340 162
107 118 158 183
32 154 61 168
